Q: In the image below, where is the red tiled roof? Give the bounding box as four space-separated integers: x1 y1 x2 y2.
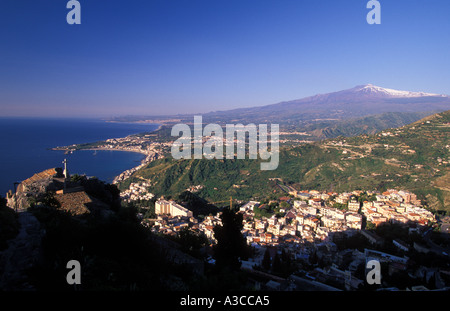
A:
286 212 296 219
55 191 92 216
18 168 61 191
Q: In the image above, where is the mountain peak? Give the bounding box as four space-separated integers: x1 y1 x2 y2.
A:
351 84 445 98
202 84 450 125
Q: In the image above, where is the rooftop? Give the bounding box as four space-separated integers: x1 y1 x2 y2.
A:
55 190 93 216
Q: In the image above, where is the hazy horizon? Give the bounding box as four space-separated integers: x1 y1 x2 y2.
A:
1 0 450 118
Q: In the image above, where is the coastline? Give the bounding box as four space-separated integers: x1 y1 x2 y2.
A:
51 122 164 186
51 146 157 185
71 147 150 184
0 118 163 196
111 151 158 185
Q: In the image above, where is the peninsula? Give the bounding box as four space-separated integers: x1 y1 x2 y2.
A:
52 126 173 184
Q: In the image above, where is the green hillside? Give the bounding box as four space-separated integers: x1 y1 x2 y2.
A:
120 110 450 212
304 111 436 139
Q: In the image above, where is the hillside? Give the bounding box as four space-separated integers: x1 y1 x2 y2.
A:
0 171 206 290
120 110 450 212
303 111 435 139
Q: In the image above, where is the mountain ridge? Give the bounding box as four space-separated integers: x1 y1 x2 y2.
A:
110 84 450 123
108 84 450 140
203 84 449 118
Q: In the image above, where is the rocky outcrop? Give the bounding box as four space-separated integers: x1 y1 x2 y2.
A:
6 168 64 211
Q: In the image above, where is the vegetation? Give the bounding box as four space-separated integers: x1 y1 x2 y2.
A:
120 110 450 212
257 247 296 278
175 191 219 218
212 208 251 271
13 177 253 290
21 178 207 290
303 111 434 139
27 196 165 290
166 227 209 259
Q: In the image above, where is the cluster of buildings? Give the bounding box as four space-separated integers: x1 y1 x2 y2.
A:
112 151 160 184
185 185 204 193
360 189 434 227
103 136 153 153
141 189 450 290
238 189 432 248
146 188 434 249
147 198 224 241
119 181 155 203
239 199 363 246
148 214 197 235
145 199 196 234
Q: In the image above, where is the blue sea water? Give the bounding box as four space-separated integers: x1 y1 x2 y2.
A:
0 118 159 196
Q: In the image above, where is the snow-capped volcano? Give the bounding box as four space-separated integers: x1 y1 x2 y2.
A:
351 84 446 98
202 84 450 123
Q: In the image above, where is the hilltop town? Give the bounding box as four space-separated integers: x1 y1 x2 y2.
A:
2 154 449 291
8 110 447 291
121 179 450 291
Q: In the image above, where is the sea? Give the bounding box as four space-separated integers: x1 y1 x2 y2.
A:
0 118 159 196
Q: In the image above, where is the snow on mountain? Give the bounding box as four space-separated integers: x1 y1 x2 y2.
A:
202 84 450 123
351 84 446 98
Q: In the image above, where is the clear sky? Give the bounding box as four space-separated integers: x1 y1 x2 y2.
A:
1 0 449 118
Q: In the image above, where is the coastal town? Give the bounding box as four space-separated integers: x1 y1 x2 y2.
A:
52 132 172 184
121 180 450 290
20 111 450 291
3 131 450 291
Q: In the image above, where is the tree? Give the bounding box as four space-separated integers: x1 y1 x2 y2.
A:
272 252 282 274
280 201 290 209
365 221 376 230
262 248 271 271
281 249 292 269
176 227 208 258
213 208 250 270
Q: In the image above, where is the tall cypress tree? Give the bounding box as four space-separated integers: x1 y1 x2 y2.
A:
213 208 249 271
272 252 282 274
262 248 272 271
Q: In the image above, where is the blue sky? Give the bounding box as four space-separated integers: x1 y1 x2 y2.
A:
1 0 449 118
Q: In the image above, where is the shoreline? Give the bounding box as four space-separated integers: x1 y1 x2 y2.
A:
62 147 149 155
52 146 155 185
52 122 164 186
111 151 158 185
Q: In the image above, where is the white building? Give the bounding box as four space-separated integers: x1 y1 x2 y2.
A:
348 200 360 212
240 201 260 212
155 199 193 218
